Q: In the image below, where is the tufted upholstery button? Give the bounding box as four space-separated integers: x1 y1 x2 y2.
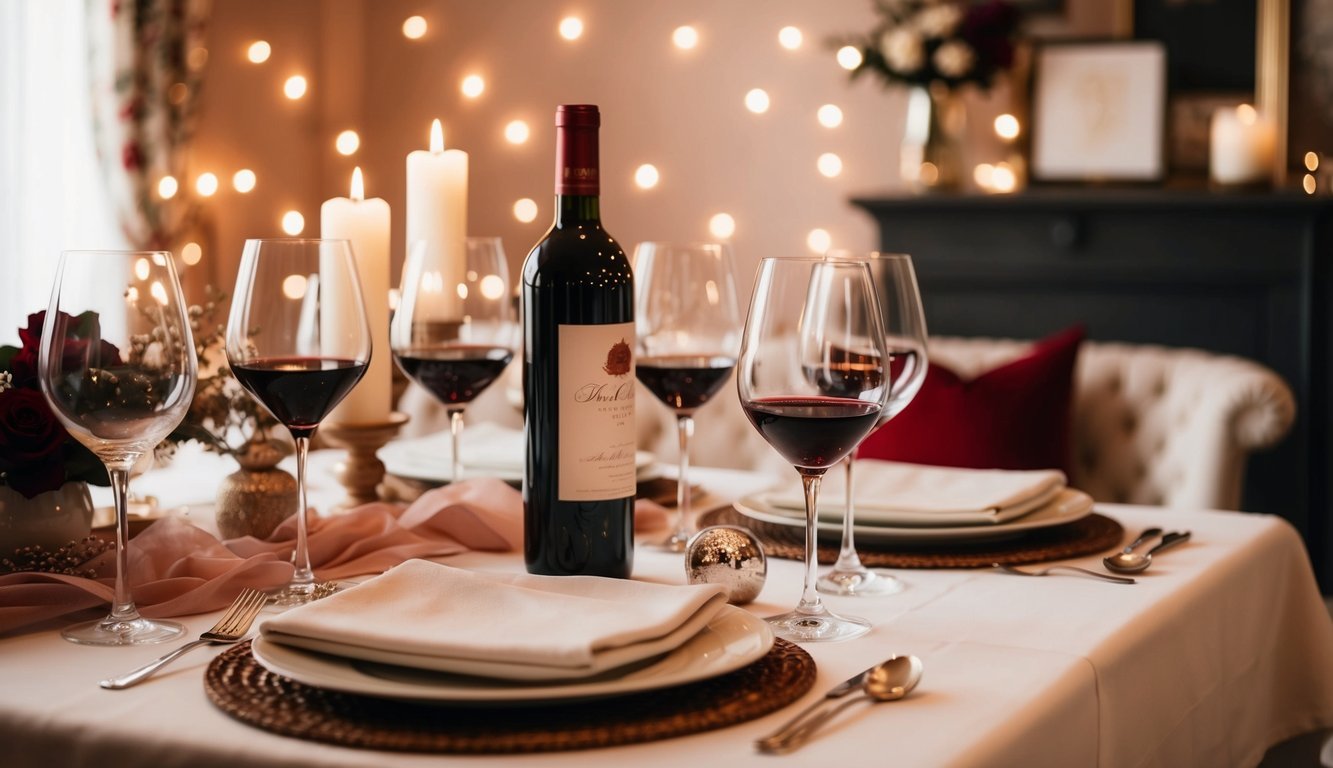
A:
1106 376 1121 394
1153 378 1167 397
1123 413 1137 434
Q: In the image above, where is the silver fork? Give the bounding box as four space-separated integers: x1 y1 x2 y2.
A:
100 588 269 690
993 563 1136 585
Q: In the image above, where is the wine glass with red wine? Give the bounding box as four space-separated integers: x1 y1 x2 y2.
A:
737 257 889 643
225 239 371 605
632 242 742 551
816 252 928 597
39 250 197 645
391 237 519 482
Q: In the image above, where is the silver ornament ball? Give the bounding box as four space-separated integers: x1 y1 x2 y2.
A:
685 525 767 605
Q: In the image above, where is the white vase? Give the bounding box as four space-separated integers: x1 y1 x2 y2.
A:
0 482 95 553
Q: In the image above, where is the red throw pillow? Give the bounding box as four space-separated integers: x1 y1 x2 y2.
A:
858 326 1084 474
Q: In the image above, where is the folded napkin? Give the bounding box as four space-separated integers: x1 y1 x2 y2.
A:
758 460 1067 527
0 479 524 637
261 559 729 681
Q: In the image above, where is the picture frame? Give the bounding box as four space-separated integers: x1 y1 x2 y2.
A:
1029 40 1167 183
1117 0 1292 183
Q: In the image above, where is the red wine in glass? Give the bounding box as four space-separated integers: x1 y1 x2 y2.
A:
636 354 735 414
231 357 368 437
742 396 882 469
395 345 514 406
226 238 372 606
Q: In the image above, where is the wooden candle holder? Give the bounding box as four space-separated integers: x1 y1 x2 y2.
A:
318 412 410 510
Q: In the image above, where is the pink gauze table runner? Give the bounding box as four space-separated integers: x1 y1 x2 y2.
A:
0 478 671 636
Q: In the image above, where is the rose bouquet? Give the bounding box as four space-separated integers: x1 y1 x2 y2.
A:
0 312 113 498
846 0 1020 90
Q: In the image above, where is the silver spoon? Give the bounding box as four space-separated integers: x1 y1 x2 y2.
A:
1104 531 1191 574
1101 527 1161 572
755 655 924 753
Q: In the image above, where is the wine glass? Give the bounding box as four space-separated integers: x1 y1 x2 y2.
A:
225 239 370 606
632 242 742 551
737 257 889 643
391 237 520 482
817 252 929 596
38 250 197 645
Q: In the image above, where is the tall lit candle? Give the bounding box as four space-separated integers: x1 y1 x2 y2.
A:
321 167 392 423
406 119 468 318
1210 104 1275 187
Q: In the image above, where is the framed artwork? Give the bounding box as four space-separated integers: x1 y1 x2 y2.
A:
1029 41 1167 182
1120 0 1292 182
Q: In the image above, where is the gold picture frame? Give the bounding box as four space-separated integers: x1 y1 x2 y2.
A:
1116 0 1290 185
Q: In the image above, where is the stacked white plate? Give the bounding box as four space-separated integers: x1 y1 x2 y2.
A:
734 460 1095 544
381 422 658 484
250 561 772 704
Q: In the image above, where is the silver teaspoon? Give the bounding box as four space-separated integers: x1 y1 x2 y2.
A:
1104 531 1191 574
755 655 923 754
1100 527 1161 572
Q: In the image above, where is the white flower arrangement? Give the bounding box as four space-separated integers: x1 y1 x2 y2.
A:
844 0 1020 90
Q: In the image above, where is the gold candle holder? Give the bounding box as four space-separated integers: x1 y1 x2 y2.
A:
318 412 410 510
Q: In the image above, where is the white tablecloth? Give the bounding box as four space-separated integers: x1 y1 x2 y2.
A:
6 459 1333 768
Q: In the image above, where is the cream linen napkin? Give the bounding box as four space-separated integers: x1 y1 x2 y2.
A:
757 460 1067 526
260 559 730 680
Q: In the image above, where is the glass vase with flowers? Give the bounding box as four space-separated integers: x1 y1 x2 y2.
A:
843 0 1020 191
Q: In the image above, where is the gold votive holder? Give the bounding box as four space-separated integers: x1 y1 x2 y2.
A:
318 412 410 510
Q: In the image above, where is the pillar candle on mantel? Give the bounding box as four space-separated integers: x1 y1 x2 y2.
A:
1210 104 1276 187
406 119 468 318
322 167 392 423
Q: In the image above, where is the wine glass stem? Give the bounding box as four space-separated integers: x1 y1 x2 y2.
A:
449 408 465 483
674 414 694 540
833 455 865 572
107 465 140 622
798 469 827 615
291 434 315 588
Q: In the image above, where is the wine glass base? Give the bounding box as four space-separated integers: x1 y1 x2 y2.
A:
817 568 906 597
62 616 185 646
654 531 692 553
266 580 342 609
765 608 871 643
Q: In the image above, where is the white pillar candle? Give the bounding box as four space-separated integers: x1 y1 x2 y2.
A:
406 119 468 319
321 167 392 423
1210 104 1276 186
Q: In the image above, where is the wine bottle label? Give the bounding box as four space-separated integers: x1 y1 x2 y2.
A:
557 321 636 501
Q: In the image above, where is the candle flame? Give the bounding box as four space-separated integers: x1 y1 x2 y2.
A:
350 167 365 201
430 119 444 153
1237 103 1258 125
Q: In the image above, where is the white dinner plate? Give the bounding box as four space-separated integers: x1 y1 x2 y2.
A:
734 487 1096 544
381 424 656 484
250 604 772 704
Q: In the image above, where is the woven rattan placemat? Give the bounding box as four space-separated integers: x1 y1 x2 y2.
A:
699 506 1124 568
205 638 814 754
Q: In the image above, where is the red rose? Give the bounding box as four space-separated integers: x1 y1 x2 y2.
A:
10 311 122 386
0 388 74 497
0 388 69 465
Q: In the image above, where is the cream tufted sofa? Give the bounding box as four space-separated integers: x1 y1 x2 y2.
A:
632 337 1297 512
402 338 1296 512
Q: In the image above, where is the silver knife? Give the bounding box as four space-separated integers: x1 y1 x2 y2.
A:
755 664 878 749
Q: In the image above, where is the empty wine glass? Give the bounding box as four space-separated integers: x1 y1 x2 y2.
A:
226 239 371 606
391 237 520 482
633 242 742 551
817 252 929 596
737 257 889 643
39 250 197 645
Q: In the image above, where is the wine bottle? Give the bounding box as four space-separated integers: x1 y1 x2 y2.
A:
522 104 636 577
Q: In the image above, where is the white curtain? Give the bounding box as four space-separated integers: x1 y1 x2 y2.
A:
0 0 125 346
